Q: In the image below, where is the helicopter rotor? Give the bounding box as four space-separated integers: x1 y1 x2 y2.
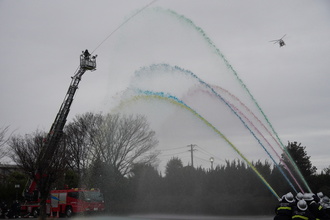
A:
269 34 286 47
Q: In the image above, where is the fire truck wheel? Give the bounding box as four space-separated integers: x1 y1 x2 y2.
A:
65 207 72 218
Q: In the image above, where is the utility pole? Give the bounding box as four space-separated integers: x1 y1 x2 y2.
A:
187 144 196 167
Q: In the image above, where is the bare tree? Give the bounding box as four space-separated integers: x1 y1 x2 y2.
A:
0 126 10 162
64 112 103 186
92 114 159 176
9 130 70 218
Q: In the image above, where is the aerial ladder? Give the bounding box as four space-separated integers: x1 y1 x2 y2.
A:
26 50 97 196
40 50 97 163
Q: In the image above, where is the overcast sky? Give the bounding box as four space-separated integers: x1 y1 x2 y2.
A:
1 1 329 176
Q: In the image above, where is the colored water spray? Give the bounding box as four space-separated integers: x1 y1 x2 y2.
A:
188 85 304 193
134 64 301 193
155 8 311 192
128 90 280 200
210 86 305 193
91 0 157 54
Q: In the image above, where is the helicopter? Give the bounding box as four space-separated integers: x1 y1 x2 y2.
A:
270 34 286 47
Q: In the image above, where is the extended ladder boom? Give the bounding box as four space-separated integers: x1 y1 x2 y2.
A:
28 50 97 195
42 50 97 163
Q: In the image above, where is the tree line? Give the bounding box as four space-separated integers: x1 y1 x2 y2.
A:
1 113 330 215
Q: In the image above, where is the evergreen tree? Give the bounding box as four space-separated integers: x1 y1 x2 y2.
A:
129 163 162 213
280 141 316 193
165 157 183 177
282 141 317 178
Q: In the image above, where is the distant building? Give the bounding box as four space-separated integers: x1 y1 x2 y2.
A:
0 164 20 184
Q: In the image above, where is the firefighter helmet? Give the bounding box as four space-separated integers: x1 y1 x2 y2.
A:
285 192 294 203
317 192 324 199
297 200 308 211
303 193 314 201
323 196 329 203
296 192 303 201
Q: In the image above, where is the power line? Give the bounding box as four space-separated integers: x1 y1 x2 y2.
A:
160 146 186 152
195 145 226 163
160 150 188 157
194 155 211 163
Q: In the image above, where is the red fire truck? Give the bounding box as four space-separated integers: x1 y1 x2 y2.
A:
20 188 105 218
